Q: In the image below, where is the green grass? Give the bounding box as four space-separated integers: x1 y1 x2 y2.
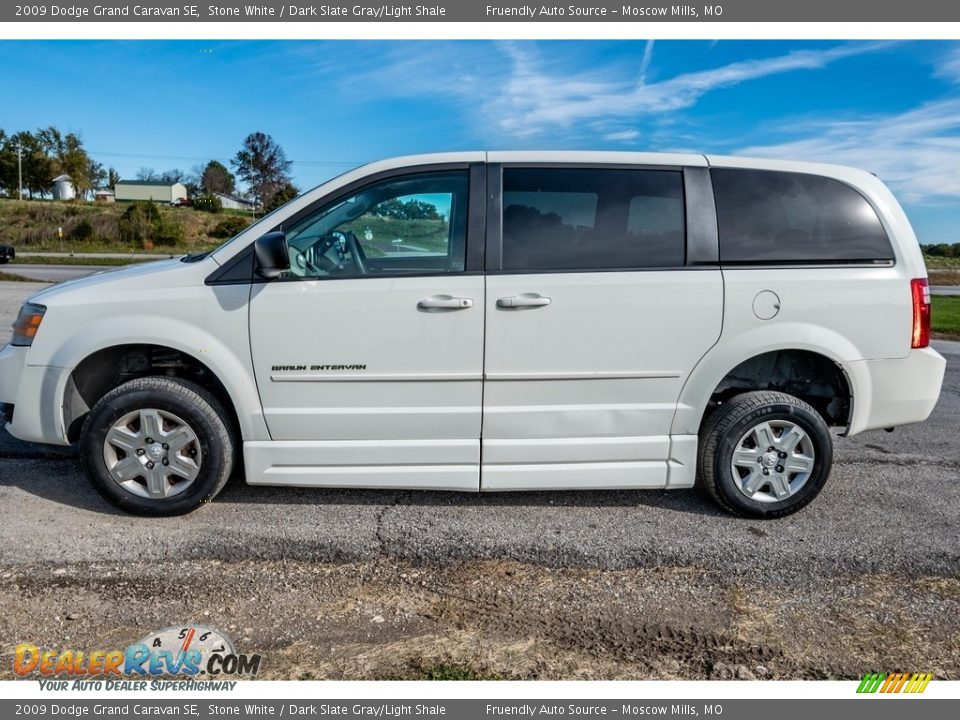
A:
923 255 960 269
932 296 960 339
11 255 158 266
0 271 45 282
0 197 240 254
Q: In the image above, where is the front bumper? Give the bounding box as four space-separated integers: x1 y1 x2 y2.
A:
0 343 71 446
0 344 27 407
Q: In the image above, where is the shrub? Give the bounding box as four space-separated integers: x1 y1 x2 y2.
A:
210 215 251 239
152 217 184 247
193 194 223 213
119 200 182 249
69 218 95 242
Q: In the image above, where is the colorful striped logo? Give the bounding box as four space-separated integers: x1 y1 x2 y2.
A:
857 672 933 694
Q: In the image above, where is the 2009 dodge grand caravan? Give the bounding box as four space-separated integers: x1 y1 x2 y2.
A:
0 152 946 517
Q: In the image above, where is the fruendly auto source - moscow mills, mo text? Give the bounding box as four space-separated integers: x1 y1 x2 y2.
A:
14 3 721 20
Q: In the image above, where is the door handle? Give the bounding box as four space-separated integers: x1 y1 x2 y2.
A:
496 294 552 309
417 295 474 311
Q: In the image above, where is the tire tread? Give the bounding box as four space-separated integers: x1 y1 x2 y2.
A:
697 391 831 519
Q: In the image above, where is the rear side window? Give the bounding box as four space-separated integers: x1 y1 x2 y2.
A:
501 168 685 271
712 168 894 264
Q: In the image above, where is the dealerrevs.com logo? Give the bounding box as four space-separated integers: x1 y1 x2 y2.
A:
14 625 262 686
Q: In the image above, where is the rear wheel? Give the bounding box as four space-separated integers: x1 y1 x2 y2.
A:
80 376 235 515
698 391 832 518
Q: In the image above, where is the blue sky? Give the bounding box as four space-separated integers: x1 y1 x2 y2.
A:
2 40 960 243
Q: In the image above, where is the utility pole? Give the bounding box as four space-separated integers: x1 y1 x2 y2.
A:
17 143 23 200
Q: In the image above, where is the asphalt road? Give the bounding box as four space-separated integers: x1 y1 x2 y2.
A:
0 269 956 576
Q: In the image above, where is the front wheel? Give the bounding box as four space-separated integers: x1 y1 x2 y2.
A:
698 391 833 518
80 376 235 515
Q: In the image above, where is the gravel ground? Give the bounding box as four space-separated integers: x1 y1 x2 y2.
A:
0 276 957 680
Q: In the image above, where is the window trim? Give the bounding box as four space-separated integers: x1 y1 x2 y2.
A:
488 163 693 274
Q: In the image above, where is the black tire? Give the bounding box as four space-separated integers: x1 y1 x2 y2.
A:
80 376 235 516
698 391 833 518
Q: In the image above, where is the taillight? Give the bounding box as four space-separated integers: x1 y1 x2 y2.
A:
910 278 931 349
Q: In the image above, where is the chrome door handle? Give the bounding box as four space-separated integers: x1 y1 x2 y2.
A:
417 295 474 311
496 294 552 309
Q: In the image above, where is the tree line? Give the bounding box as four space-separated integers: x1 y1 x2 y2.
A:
0 128 299 211
922 242 960 258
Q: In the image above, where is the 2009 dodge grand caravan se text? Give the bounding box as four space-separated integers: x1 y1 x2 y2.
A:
0 152 947 517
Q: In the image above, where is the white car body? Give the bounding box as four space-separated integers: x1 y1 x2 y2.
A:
0 151 946 497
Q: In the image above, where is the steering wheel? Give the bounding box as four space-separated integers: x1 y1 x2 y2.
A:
340 230 369 275
300 231 369 276
294 245 336 275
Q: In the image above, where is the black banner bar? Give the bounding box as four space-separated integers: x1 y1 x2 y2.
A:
1 700 958 720
4 1 960 23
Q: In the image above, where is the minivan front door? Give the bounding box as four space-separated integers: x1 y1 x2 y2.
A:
246 167 485 490
481 161 723 490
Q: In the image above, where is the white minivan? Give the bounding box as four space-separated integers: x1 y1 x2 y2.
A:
0 152 946 517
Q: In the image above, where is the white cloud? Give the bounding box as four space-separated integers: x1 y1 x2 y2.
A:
347 41 888 142
604 130 640 141
934 46 960 83
487 42 888 138
739 99 960 202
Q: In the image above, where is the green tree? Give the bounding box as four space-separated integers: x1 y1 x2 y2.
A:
107 167 121 190
0 130 17 196
193 194 223 213
200 160 235 195
374 197 441 220
264 182 299 212
231 132 294 208
13 131 53 198
37 127 95 200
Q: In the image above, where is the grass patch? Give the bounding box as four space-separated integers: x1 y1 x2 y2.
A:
932 296 960 339
11 255 158 267
0 271 45 283
923 255 960 269
0 198 244 254
418 664 503 681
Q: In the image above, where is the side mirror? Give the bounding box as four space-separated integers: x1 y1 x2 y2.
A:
253 231 290 279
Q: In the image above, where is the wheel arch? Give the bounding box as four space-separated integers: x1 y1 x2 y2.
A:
56 329 267 444
671 323 870 438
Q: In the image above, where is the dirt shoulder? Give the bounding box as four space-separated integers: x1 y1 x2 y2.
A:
1 559 957 681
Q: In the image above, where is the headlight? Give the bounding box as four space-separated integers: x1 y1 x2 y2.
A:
11 303 46 347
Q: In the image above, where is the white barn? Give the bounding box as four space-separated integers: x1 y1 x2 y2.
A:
213 192 256 211
115 180 188 204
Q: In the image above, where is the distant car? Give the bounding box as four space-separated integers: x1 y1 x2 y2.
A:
0 245 14 264
170 198 192 207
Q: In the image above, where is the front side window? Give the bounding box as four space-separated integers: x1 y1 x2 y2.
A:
712 168 895 264
281 171 468 278
501 168 685 271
